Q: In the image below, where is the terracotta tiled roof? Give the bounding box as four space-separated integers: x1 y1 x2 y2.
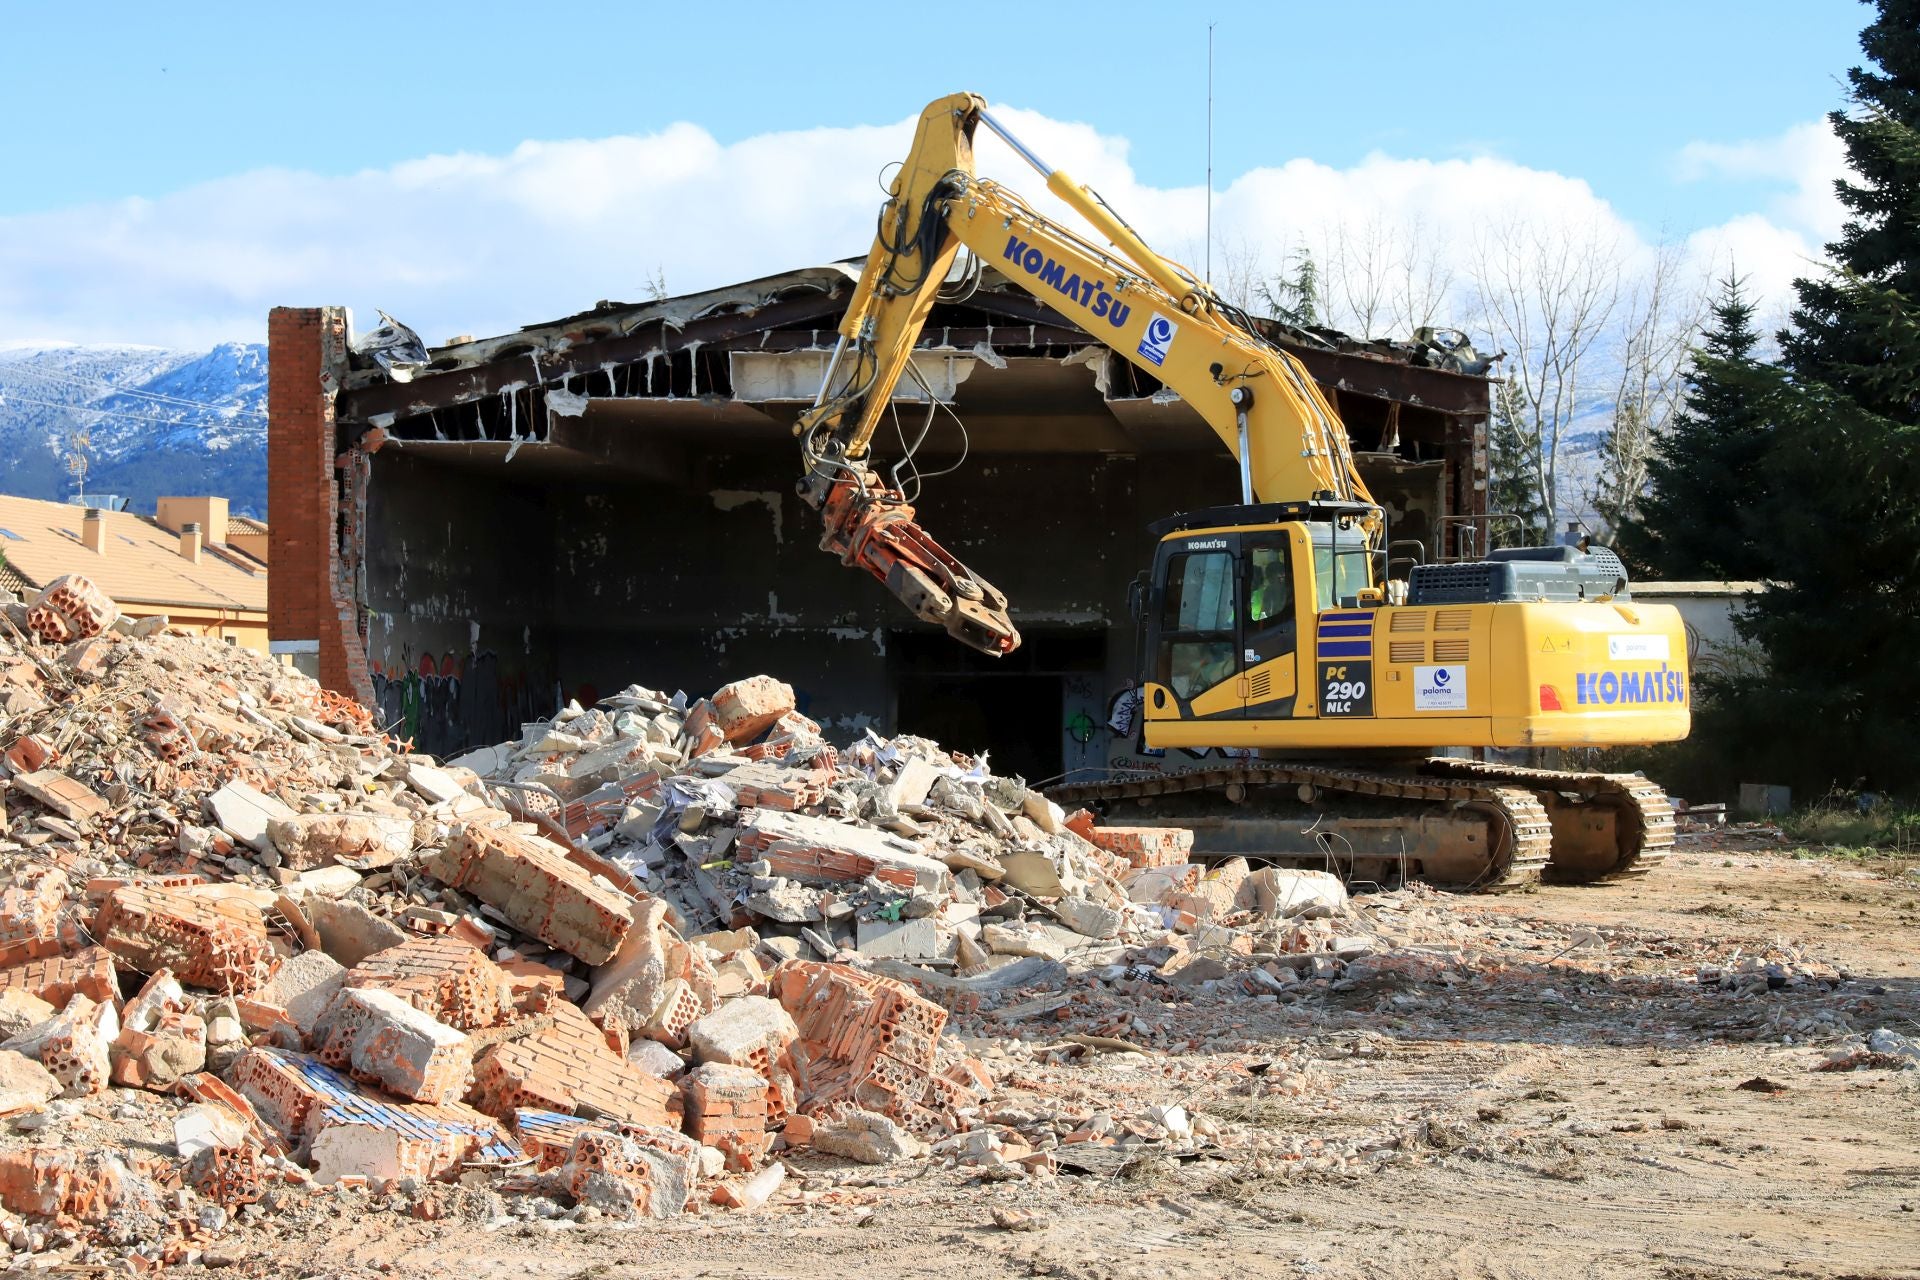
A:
0 493 266 613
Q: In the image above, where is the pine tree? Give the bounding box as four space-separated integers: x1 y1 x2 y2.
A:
1722 0 1920 795
1488 377 1547 548
1615 273 1775 579
1259 247 1322 328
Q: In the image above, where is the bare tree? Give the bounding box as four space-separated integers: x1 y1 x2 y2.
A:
1588 241 1707 537
1469 216 1623 537
1206 233 1268 313
1386 216 1458 337
1291 217 1461 341
1322 219 1394 339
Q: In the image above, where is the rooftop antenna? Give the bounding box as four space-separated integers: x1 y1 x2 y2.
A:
1206 20 1216 284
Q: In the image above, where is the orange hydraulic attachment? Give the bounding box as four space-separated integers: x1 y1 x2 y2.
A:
808 462 1019 656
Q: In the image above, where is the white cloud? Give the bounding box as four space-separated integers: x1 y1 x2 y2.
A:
0 108 1846 350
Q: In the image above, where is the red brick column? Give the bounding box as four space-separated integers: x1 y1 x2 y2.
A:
267 307 376 710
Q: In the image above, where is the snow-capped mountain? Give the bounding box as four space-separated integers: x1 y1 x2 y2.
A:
0 343 266 516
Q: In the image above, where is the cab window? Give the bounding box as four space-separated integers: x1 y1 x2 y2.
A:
1311 543 1369 611
1159 551 1237 699
1248 543 1291 625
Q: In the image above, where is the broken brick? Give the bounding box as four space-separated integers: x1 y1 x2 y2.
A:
345 936 513 1031
468 999 676 1129
0 946 119 1010
711 676 796 745
93 883 277 994
423 824 635 966
1081 824 1194 869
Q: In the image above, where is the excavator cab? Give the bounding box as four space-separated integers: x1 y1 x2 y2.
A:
1139 502 1376 727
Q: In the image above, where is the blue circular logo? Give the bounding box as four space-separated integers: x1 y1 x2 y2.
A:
1434 669 1450 685
1149 317 1173 342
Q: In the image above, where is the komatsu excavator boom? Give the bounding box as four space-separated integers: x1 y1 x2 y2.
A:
795 94 1690 890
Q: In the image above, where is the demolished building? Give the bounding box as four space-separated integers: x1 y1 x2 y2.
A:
268 265 1495 773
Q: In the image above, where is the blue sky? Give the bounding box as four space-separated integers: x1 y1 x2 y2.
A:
0 0 1874 347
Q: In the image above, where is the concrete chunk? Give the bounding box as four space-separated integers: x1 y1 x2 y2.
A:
0 1048 58 1114
260 951 348 1039
855 917 939 960
302 896 407 967
686 996 797 1068
205 780 297 856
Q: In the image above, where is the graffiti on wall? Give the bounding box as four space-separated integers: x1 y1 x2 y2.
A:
369 647 545 758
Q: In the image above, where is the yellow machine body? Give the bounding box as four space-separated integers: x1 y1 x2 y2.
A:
1137 521 1690 753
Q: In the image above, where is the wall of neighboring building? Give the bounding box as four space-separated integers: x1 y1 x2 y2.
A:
116 604 269 654
1631 582 1765 678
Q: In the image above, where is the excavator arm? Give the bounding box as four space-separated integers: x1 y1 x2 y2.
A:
796 93 1378 655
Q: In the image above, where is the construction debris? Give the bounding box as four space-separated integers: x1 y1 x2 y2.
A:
0 576 1890 1273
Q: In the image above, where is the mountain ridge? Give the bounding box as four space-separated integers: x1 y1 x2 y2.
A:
0 342 267 517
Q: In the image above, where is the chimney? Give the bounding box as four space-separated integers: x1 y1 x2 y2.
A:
81 508 106 556
179 522 203 564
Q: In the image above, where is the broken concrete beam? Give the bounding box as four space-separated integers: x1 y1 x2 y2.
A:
424 824 635 966
204 780 298 857
346 936 512 1031
855 917 940 960
93 883 277 994
404 762 470 806
711 676 795 745
1052 897 1123 941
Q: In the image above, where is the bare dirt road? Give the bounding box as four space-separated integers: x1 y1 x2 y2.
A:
212 843 1920 1280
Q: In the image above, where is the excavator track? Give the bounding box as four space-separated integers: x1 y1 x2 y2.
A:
1413 759 1675 883
1049 764 1553 891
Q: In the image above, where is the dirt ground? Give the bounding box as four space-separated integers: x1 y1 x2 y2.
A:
194 842 1920 1280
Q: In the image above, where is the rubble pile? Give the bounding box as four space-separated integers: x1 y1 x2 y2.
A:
0 577 1317 1268
449 677 1350 978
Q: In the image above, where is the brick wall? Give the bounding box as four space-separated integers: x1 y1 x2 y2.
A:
267 307 376 709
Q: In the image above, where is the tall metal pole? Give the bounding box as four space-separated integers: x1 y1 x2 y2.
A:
1206 21 1215 284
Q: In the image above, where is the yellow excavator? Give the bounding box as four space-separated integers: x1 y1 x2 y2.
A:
794 93 1689 889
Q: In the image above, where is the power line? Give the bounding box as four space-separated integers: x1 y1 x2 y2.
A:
10 367 266 420
0 393 262 432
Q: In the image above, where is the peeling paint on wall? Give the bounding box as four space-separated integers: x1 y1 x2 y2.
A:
711 489 784 546
827 625 887 656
